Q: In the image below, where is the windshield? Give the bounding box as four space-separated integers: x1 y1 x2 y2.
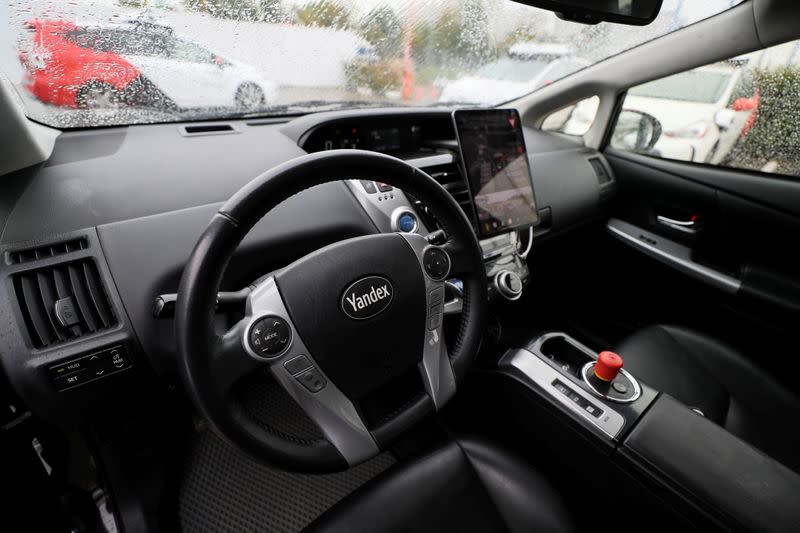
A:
0 0 741 128
629 69 734 103
475 57 549 82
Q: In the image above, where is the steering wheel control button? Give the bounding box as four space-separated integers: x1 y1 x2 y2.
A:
284 355 313 376
428 287 445 306
249 316 292 357
595 351 624 382
49 345 132 391
296 367 327 393
429 310 443 331
422 247 451 281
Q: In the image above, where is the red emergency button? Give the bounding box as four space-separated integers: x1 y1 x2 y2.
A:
595 351 623 382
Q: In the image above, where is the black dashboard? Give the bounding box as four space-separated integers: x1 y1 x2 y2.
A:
0 107 615 427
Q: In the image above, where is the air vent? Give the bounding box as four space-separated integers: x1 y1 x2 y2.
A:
588 158 611 184
417 162 477 230
13 259 117 349
7 237 88 265
179 123 238 136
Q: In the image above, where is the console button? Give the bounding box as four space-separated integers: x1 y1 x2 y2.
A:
54 370 89 390
250 317 292 357
423 247 450 280
376 182 393 192
397 213 417 233
284 355 312 376
49 358 86 378
612 381 629 394
360 180 377 194
584 403 603 418
296 367 327 393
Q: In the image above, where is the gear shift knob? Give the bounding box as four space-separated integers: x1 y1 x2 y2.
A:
595 351 623 382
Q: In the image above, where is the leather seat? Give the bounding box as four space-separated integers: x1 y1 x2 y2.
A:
305 437 575 533
615 325 800 473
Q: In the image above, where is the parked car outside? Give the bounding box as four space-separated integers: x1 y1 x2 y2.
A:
18 17 277 110
438 42 588 105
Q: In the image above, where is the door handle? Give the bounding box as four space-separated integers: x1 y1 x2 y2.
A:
656 215 697 234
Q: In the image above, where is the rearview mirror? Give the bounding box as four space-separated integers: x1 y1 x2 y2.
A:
510 0 663 25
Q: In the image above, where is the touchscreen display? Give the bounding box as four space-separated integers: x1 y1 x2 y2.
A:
453 109 538 238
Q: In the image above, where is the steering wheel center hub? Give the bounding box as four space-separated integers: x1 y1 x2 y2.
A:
274 234 427 400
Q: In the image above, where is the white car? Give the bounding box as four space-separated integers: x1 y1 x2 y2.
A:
438 42 588 105
50 19 278 110
623 64 746 162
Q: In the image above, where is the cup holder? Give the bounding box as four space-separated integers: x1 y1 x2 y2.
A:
537 334 594 378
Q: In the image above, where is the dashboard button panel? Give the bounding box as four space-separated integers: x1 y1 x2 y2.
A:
49 345 132 391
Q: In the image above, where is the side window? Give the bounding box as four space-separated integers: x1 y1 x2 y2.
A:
542 96 599 136
611 39 800 178
171 39 215 64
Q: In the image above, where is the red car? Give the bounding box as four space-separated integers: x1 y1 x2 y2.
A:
19 19 147 108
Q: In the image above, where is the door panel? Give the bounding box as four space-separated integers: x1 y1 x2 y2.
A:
604 148 800 382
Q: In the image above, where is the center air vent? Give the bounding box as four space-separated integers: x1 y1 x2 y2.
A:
13 259 117 349
416 162 477 230
6 237 87 265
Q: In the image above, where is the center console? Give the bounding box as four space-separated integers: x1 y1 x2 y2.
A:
500 333 656 441
490 332 800 532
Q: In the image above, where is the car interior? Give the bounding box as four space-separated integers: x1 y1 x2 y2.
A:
2 0 800 531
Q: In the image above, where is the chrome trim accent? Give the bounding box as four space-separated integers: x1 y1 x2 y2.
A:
399 233 456 410
443 280 463 315
405 153 455 168
580 362 641 404
499 349 625 439
606 218 741 294
494 270 522 301
344 180 431 236
656 215 697 234
244 277 379 465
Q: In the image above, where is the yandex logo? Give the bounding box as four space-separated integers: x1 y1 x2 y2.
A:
341 276 394 320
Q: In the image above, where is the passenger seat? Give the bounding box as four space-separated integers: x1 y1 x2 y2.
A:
615 325 800 473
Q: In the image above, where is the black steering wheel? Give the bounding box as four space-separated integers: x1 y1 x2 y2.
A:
175 150 487 473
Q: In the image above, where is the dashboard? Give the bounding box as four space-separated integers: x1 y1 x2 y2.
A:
0 107 615 428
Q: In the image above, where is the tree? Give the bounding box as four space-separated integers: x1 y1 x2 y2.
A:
183 0 259 21
294 0 352 29
497 24 537 54
259 0 285 23
413 0 493 68
117 0 148 7
360 6 403 58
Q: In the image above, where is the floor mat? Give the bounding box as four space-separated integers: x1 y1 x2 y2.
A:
178 427 395 532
